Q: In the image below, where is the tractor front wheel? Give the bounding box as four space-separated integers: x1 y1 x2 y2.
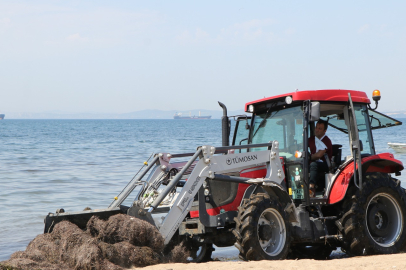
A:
339 174 406 256
164 233 213 263
186 242 213 262
233 193 291 260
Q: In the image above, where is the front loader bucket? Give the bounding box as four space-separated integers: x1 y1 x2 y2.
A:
44 204 157 233
44 205 129 233
43 157 163 234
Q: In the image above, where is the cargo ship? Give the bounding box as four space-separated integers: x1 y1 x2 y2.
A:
0 114 4 120
173 111 211 119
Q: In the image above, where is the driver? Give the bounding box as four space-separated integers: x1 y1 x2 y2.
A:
308 119 332 197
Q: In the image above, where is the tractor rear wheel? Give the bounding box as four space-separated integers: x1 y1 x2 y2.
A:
339 174 406 256
233 193 291 260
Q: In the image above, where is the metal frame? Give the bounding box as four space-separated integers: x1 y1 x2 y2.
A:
103 142 285 244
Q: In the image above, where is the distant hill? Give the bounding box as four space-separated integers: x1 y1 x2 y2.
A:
4 109 248 119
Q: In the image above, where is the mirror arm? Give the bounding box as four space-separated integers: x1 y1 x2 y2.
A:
368 100 378 111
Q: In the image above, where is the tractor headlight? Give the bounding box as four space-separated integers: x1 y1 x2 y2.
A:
204 189 210 196
248 105 255 113
285 96 293 104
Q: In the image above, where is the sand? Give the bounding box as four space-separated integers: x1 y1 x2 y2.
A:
3 242 406 270
2 213 406 270
133 253 406 270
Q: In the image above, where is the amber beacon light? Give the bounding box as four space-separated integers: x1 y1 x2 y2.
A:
372 89 381 101
368 89 381 110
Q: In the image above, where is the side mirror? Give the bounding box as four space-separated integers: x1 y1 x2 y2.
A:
310 102 320 121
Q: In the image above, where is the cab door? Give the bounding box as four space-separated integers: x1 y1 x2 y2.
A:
347 93 363 190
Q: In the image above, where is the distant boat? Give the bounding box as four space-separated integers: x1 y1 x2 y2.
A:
0 114 4 120
388 143 406 152
173 111 211 119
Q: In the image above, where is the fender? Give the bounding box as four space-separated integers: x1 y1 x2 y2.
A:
262 183 292 206
189 165 267 218
327 153 404 204
190 158 286 218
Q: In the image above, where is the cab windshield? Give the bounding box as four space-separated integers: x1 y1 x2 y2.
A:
249 106 304 160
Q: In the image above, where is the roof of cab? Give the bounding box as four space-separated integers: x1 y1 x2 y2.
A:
244 89 371 112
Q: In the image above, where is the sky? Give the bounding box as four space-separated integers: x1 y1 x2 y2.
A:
1 0 406 114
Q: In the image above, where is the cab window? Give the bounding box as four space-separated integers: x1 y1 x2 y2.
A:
249 106 304 160
232 116 251 153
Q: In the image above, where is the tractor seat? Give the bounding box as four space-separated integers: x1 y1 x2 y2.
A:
311 145 343 196
314 144 341 194
331 144 342 171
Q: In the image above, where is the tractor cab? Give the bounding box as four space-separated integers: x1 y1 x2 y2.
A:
232 89 402 205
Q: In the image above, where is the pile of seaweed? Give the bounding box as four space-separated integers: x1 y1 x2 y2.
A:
0 214 188 270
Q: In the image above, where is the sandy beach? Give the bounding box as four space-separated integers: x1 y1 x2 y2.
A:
134 253 406 270
2 230 406 270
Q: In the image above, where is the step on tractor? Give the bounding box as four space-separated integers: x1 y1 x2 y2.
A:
45 89 406 261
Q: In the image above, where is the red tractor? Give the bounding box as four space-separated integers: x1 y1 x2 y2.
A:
227 89 406 259
45 89 406 261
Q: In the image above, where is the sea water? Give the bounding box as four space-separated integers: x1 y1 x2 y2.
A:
1 118 406 260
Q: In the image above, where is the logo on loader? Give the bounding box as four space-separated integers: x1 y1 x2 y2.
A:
226 155 258 165
188 177 200 194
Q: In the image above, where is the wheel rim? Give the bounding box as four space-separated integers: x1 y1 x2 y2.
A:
257 208 286 256
366 192 403 247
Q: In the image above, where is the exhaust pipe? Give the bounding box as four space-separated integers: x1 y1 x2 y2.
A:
218 101 230 147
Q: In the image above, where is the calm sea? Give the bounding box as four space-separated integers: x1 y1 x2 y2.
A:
1 118 406 260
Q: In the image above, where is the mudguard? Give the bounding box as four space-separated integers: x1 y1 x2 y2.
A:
261 182 292 206
327 153 404 204
189 165 268 218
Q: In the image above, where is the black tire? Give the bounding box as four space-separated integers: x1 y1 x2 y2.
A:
186 242 214 263
339 173 406 256
164 233 213 263
233 193 291 260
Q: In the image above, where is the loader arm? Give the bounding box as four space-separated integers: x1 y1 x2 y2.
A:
44 142 286 247
156 141 285 245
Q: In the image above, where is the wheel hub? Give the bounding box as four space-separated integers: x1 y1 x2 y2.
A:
257 208 286 256
375 212 383 229
367 203 390 237
258 224 273 241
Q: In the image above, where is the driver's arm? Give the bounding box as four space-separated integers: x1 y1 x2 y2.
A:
311 149 326 161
